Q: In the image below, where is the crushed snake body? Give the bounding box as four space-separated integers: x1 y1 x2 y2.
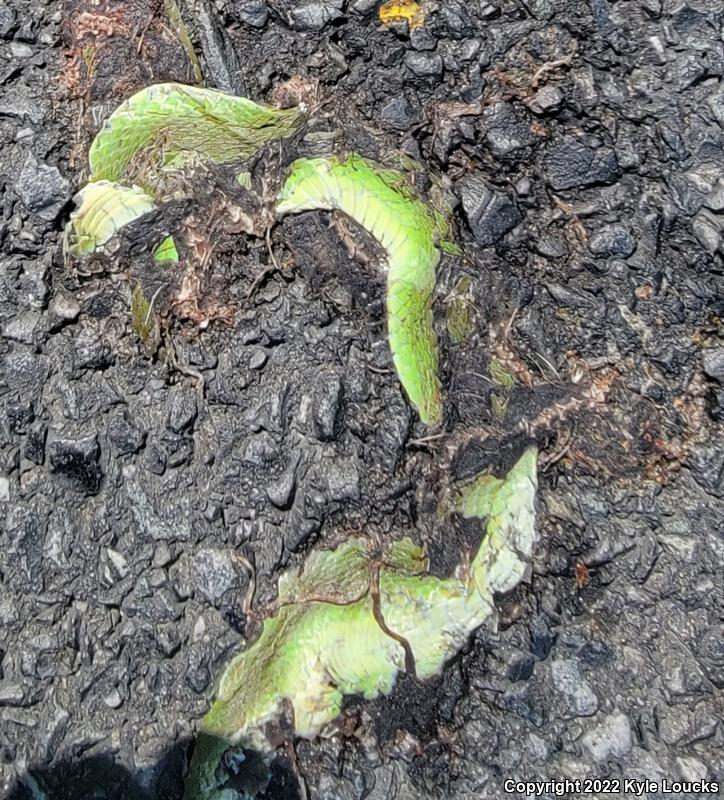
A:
276 154 454 426
184 448 538 800
64 82 306 258
62 85 543 800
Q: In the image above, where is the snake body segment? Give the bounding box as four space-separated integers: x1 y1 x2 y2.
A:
184 448 538 800
276 154 447 426
64 180 156 258
88 82 306 184
65 82 307 259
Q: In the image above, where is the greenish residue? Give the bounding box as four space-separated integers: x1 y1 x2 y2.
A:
490 357 515 390
185 448 538 799
445 275 474 343
153 235 180 263
491 393 509 419
164 0 204 85
276 153 458 426
235 171 252 190
489 358 514 419
130 284 157 343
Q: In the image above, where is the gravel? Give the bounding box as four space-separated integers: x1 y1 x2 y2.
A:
456 173 522 247
544 136 621 191
404 51 444 79
14 152 70 221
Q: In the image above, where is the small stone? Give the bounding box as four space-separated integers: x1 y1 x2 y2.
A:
349 0 378 12
528 620 555 662
0 476 9 502
73 327 112 370
410 28 436 51
186 661 210 694
9 41 32 58
441 4 469 38
707 83 724 128
0 681 25 707
103 688 123 709
500 683 546 727
675 756 709 782
380 97 418 131
242 432 278 466
686 444 724 496
107 411 146 456
192 548 244 605
156 624 182 657
267 456 299 509
325 457 360 501
311 370 343 441
22 423 46 465
545 137 620 191
0 2 16 37
288 0 344 30
535 233 569 259
691 210 721 254
15 153 71 222
550 658 598 717
153 543 173 567
581 711 633 762
457 174 522 247
405 51 444 79
528 85 563 115
703 348 724 382
233 0 268 27
49 290 81 322
482 102 536 158
0 92 42 124
166 385 197 434
668 174 706 216
589 224 636 258
48 433 102 495
460 39 480 60
3 311 41 344
705 179 724 212
515 176 532 196
508 652 535 682
248 347 268 370
103 548 130 584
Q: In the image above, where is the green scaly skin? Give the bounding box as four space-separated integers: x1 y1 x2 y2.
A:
88 82 306 184
276 154 448 427
66 83 307 259
63 180 156 258
185 448 538 800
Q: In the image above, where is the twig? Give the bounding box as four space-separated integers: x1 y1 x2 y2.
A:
246 227 280 300
234 553 257 617
530 54 575 90
540 429 575 471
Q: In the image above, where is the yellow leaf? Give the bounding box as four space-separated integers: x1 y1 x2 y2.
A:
379 0 425 31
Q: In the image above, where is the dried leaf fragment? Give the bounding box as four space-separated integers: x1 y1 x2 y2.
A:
379 0 425 31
